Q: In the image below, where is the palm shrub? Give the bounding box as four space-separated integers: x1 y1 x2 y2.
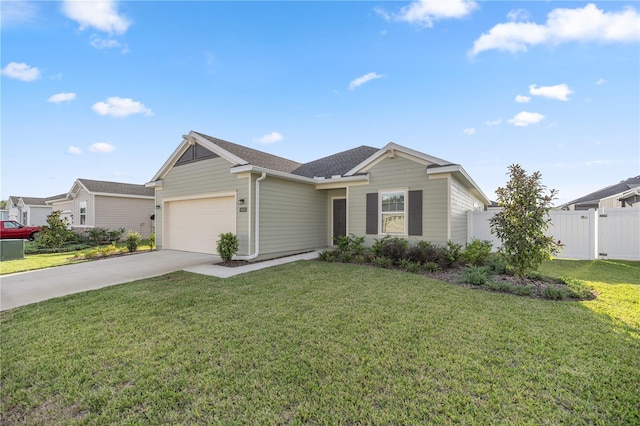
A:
490 164 563 277
125 231 141 252
217 232 239 263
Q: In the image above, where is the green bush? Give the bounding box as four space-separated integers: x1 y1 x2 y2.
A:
372 235 408 263
318 250 335 262
87 227 109 245
443 241 463 265
217 232 239 263
148 233 156 250
108 228 125 242
35 211 75 248
486 253 509 274
463 239 493 266
406 241 447 268
460 266 490 286
334 234 366 255
125 231 142 253
373 256 392 269
424 261 440 273
543 286 567 300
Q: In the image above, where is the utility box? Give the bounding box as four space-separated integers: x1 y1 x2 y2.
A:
1 239 25 261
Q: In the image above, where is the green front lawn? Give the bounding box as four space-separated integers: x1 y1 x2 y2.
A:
0 242 153 275
1 260 638 424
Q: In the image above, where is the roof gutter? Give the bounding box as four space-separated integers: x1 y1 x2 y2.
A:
233 172 267 260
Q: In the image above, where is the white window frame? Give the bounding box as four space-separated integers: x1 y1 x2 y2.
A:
379 189 407 235
79 201 87 226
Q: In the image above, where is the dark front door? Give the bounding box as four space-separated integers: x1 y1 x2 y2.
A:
332 198 347 244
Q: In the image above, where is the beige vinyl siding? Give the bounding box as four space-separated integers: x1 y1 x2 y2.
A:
27 206 52 226
450 176 483 245
349 155 449 246
259 177 328 256
94 196 155 239
156 156 250 254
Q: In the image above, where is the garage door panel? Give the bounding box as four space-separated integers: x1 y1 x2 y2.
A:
165 197 235 254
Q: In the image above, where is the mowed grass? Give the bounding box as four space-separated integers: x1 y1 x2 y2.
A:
0 242 153 275
1 260 639 425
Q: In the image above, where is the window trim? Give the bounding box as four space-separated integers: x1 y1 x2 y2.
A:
79 200 87 226
378 189 407 236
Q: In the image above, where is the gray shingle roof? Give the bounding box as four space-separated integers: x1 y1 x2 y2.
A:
292 146 380 178
194 132 302 173
77 179 155 197
9 196 48 206
563 175 640 207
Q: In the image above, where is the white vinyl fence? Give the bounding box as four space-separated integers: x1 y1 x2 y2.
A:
468 208 640 261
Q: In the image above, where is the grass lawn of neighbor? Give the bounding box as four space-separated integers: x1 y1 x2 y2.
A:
1 259 638 424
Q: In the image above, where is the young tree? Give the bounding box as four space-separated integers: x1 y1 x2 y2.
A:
36 210 74 248
490 164 562 277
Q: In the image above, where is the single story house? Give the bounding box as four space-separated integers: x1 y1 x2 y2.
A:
560 176 640 210
7 196 53 226
146 131 490 259
47 179 156 238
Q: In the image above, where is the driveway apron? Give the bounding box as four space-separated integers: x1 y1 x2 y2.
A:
0 250 219 311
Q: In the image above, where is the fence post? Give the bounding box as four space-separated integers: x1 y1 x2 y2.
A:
589 209 598 260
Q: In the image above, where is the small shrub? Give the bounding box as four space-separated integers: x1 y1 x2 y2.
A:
543 286 567 300
108 228 125 242
443 241 463 265
148 232 156 250
125 231 142 253
87 227 109 245
340 252 353 263
463 239 493 266
318 250 335 262
424 261 440 273
334 234 366 255
372 236 408 263
460 266 490 286
217 232 239 262
406 241 446 268
373 256 392 269
486 253 509 274
353 254 367 265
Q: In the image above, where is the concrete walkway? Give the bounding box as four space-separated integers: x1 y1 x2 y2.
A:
1 250 320 311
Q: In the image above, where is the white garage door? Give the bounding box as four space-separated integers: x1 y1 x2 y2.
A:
165 196 235 254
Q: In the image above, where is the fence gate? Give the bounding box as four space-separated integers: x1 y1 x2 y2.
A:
597 208 640 261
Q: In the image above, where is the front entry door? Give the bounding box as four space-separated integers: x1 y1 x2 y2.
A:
332 198 347 244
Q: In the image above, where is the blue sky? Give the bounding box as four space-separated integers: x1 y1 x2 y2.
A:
1 0 639 206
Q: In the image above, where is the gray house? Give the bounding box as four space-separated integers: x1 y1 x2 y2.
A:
47 179 156 238
560 176 640 210
7 196 53 226
146 131 490 259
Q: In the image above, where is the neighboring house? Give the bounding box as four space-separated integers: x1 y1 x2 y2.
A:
46 179 156 238
146 131 490 258
0 210 8 220
7 196 53 226
561 176 640 210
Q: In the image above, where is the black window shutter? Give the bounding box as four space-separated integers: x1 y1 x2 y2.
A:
366 193 378 235
408 190 423 236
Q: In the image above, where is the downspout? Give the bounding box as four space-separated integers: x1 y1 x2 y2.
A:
234 172 267 260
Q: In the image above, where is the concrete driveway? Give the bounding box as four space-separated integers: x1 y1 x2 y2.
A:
0 250 219 311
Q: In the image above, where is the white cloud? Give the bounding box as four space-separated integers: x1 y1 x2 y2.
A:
463 128 476 135
376 0 477 27
529 83 573 101
596 78 608 85
92 97 152 118
486 119 502 126
89 34 125 50
515 95 530 103
508 111 545 127
1 0 39 26
89 142 116 153
47 92 77 103
1 62 40 81
67 146 82 155
470 3 640 56
62 0 130 35
507 9 530 22
586 160 607 166
256 132 283 144
348 72 383 90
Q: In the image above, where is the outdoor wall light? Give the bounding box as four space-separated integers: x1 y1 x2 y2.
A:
155 204 161 209
238 198 245 205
